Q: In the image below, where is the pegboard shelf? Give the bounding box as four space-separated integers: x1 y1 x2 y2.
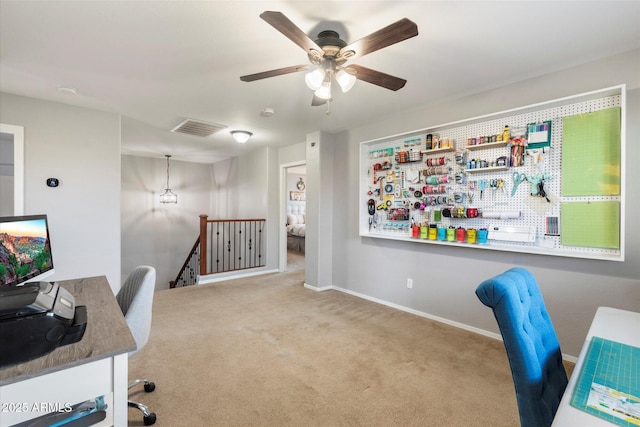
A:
465 140 509 151
465 166 509 173
359 85 626 261
421 147 455 155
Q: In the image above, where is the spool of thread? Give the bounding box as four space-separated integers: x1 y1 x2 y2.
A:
467 228 477 243
429 226 437 240
447 227 456 241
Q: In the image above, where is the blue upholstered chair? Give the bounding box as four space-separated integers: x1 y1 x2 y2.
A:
117 265 157 426
475 267 568 427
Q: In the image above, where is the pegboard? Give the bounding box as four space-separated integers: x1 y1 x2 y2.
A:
359 86 625 261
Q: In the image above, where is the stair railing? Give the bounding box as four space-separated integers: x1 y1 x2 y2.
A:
171 215 266 288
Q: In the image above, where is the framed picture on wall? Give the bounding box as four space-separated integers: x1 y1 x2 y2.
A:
290 191 306 201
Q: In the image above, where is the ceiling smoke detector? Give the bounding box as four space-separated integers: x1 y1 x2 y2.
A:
261 107 275 117
171 119 227 137
57 86 77 95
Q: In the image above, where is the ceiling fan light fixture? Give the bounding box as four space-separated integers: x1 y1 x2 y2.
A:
315 80 332 100
336 68 357 93
305 68 325 90
230 130 253 143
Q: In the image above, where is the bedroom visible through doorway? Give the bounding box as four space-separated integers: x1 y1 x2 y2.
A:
285 164 306 272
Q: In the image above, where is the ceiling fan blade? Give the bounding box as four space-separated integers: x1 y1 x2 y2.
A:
311 94 327 106
240 64 311 82
349 65 407 91
339 18 418 61
260 11 323 58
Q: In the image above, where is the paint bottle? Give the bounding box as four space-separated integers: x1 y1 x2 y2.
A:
503 125 510 142
426 134 433 150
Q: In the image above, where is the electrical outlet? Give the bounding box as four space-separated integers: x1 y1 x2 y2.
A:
407 278 413 289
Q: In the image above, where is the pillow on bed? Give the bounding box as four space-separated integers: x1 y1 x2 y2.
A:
287 214 297 225
297 214 305 224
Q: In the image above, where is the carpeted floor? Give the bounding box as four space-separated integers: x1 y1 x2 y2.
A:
127 257 543 426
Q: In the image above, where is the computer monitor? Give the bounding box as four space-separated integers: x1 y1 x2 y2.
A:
0 214 55 287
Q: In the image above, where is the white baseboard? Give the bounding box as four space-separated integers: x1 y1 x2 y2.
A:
303 282 332 292
197 268 279 285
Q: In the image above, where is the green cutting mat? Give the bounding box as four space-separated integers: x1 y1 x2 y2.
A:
570 337 640 426
562 107 621 196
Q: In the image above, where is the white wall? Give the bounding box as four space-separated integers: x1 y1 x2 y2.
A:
330 49 640 358
210 146 279 271
0 93 121 292
278 142 305 166
209 156 238 218
121 155 212 289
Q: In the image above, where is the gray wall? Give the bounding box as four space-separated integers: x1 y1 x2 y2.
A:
121 155 212 289
0 93 122 292
330 49 640 358
209 146 280 273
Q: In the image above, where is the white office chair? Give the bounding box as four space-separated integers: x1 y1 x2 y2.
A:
116 266 157 426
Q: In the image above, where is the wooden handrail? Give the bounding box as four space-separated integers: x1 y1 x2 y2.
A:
198 215 266 277
169 215 268 287
204 218 267 223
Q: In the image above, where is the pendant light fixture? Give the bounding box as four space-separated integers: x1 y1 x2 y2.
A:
159 155 178 204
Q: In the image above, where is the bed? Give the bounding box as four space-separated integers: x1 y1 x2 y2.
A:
286 205 305 253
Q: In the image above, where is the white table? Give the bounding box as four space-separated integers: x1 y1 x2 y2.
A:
552 307 640 426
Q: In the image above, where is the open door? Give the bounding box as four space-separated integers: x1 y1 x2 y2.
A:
281 162 306 272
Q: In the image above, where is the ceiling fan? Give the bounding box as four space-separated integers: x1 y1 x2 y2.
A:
240 11 419 111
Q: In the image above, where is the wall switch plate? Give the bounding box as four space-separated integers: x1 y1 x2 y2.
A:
407 278 413 289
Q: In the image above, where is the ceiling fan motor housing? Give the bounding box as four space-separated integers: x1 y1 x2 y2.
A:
308 30 350 66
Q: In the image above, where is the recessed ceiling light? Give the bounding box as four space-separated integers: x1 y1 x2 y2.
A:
57 86 77 95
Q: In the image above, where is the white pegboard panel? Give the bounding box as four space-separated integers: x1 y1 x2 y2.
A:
359 86 625 261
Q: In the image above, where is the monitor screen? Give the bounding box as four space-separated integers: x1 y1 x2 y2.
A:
0 214 55 287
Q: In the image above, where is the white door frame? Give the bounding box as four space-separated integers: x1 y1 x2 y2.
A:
0 124 25 215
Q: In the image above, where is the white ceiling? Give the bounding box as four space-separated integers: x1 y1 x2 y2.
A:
1 1 639 164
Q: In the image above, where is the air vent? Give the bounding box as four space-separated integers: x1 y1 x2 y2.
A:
171 119 227 137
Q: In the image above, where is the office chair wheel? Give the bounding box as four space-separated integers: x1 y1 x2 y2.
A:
143 412 157 425
144 381 156 392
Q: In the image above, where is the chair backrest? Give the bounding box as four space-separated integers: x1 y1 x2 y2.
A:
116 265 156 356
475 267 568 427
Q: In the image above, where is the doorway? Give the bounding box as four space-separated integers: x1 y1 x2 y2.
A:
281 163 306 272
0 124 25 216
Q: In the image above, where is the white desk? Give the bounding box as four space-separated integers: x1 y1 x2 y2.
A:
552 307 640 426
0 276 136 426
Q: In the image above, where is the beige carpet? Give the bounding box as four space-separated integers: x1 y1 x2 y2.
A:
128 256 560 426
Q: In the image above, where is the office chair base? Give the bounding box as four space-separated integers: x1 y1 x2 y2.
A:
128 378 156 425
128 400 156 425
128 378 155 392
